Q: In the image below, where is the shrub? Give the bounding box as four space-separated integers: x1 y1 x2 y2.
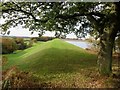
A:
30 38 37 43
28 41 33 48
14 38 24 44
14 38 27 50
31 36 55 42
1 38 17 54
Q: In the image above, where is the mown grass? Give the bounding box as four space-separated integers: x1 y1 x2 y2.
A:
4 39 113 88
3 39 97 72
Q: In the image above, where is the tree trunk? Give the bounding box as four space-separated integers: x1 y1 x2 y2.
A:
97 2 120 76
97 32 115 76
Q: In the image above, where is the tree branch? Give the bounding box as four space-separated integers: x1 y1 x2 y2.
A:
56 12 105 19
2 7 48 23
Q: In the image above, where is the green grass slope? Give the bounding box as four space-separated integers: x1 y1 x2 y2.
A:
3 39 97 74
3 39 119 88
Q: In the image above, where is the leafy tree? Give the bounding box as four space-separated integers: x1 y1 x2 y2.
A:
1 38 17 54
0 2 120 75
38 30 45 37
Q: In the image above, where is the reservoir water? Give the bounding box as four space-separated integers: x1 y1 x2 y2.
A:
65 40 91 49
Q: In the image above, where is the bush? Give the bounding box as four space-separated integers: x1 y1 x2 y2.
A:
32 39 37 43
28 41 33 48
1 38 17 54
31 36 55 42
30 38 37 43
14 38 27 50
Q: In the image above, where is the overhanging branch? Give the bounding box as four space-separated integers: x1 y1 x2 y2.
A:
2 7 48 23
56 12 105 19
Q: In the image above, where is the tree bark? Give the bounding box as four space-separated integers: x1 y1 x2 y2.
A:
97 2 120 76
97 32 115 75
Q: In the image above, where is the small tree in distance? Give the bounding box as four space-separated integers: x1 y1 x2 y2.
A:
1 38 17 54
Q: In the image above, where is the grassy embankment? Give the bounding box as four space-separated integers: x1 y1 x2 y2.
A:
3 39 119 88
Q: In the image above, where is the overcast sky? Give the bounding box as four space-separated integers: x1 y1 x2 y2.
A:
0 18 77 38
1 25 77 38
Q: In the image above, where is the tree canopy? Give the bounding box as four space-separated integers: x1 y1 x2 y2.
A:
1 2 120 38
0 2 104 36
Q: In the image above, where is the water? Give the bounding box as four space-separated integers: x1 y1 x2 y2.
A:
65 40 91 49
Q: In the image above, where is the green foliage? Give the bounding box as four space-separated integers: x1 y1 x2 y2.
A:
0 2 119 39
0 2 96 37
31 36 55 42
1 2 119 42
27 38 37 48
1 38 17 54
14 38 27 50
32 38 37 43
28 40 33 48
14 38 24 44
